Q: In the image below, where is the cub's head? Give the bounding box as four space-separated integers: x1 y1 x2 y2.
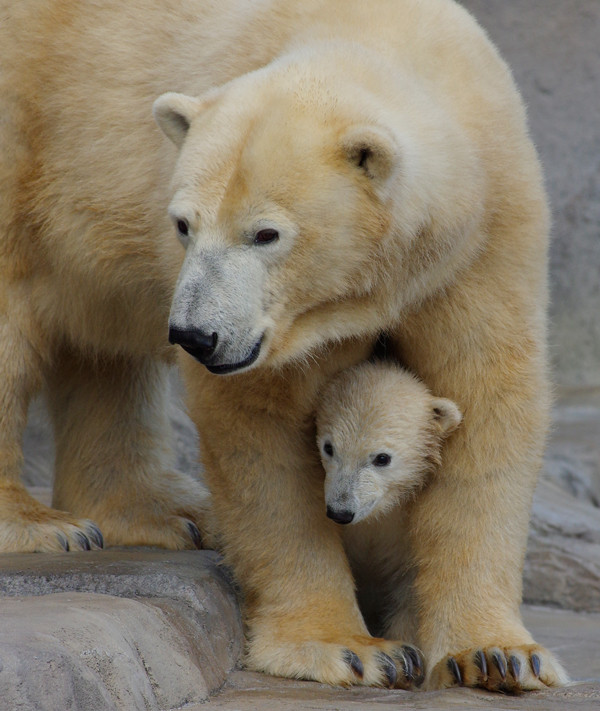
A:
154 48 483 374
316 362 461 524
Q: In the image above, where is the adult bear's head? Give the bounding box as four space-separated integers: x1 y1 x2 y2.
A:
154 45 484 374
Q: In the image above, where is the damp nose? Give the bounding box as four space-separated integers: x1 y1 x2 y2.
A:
326 506 355 524
168 327 218 362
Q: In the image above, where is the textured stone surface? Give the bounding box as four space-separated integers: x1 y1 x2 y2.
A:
544 388 600 507
523 388 600 611
1 561 598 711
0 548 227 602
0 594 211 711
526 481 600 613
193 678 600 711
460 0 600 387
0 551 244 711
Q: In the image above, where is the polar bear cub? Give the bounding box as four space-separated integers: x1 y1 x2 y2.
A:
316 361 461 525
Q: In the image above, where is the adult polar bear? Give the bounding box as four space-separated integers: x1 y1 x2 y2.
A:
0 0 567 693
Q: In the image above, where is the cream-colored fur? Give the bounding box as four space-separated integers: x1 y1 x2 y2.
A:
0 0 568 692
316 361 461 525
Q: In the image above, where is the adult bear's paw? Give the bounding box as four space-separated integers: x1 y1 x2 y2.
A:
247 632 424 688
428 643 569 693
100 511 206 550
58 471 214 551
0 483 103 552
92 487 211 550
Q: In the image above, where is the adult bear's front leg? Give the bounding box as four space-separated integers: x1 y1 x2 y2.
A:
183 360 423 689
387 258 569 692
47 351 210 550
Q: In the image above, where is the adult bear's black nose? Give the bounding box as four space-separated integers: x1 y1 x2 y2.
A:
326 506 355 524
168 327 218 361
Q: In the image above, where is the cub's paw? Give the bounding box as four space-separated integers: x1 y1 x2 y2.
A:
247 634 424 689
429 644 569 693
0 486 103 553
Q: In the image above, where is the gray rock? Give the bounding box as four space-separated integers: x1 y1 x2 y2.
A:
526 480 600 612
524 388 600 611
2 588 599 711
22 397 54 488
544 388 600 507
0 594 208 711
0 550 244 711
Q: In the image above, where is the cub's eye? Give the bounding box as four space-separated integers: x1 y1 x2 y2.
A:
176 219 189 236
323 441 334 457
254 228 279 245
373 453 391 467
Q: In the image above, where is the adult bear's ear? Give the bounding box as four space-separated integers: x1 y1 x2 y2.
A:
153 92 205 147
431 398 462 436
341 125 399 182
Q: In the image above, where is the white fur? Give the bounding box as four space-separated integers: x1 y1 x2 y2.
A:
317 362 461 523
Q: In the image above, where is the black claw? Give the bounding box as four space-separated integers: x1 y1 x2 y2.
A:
187 521 203 549
391 648 413 682
403 646 424 685
74 531 91 551
86 524 104 549
402 650 414 681
342 649 364 679
377 652 398 688
447 656 462 685
492 651 507 681
530 653 541 679
508 655 521 682
474 649 488 680
56 532 70 551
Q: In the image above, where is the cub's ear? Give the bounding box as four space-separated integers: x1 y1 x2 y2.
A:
153 92 205 147
431 398 462 436
341 125 399 182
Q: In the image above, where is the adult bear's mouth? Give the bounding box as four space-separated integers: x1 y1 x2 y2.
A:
205 337 263 375
168 325 264 374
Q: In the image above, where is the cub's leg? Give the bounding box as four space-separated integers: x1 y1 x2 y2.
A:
47 351 210 549
0 311 102 552
184 364 422 689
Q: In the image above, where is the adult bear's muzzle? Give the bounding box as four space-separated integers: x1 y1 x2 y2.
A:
168 324 263 374
168 244 269 374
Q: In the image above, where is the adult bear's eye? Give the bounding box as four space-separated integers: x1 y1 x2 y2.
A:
254 228 279 245
176 219 189 236
323 441 334 457
373 453 391 466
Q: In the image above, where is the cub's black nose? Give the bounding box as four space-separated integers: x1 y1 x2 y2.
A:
168 327 218 361
326 506 355 524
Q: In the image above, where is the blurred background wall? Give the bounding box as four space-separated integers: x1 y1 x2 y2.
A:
460 0 600 389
